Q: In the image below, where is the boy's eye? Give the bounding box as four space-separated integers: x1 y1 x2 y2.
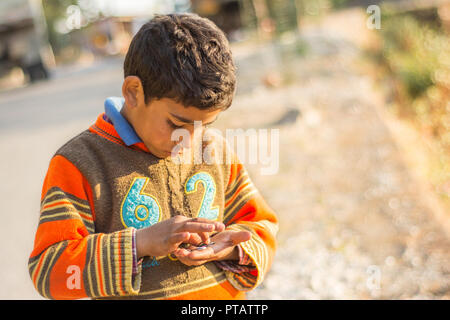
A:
167 119 183 129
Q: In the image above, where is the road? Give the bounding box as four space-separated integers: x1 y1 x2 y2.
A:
0 57 125 299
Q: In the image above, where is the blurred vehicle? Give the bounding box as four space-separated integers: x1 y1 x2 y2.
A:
0 0 54 82
191 0 243 39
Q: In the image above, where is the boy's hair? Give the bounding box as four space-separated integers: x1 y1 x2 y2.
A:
124 13 236 110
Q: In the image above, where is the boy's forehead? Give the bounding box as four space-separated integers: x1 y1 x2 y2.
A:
163 98 222 123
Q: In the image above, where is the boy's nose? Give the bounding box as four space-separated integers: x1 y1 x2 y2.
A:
180 134 192 149
181 126 204 150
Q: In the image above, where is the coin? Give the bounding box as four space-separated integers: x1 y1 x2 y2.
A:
179 243 191 249
193 242 215 250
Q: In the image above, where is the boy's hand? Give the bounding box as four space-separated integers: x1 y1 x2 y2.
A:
135 215 225 258
172 229 252 266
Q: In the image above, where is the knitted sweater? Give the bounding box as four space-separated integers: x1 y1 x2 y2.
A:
28 106 278 300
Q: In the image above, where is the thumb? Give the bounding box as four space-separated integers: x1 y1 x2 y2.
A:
169 232 190 245
229 230 252 245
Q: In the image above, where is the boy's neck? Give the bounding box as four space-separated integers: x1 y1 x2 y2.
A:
120 103 131 124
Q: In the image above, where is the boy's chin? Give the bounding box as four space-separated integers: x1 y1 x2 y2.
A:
144 143 177 159
155 148 184 159
153 151 172 159
144 145 169 159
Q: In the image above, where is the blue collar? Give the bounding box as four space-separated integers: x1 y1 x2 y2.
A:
104 97 142 146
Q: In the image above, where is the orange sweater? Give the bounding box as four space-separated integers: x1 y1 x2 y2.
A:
28 113 278 299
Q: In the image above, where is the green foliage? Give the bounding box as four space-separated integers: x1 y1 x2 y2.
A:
266 0 298 35
42 0 78 55
328 0 351 9
375 11 450 201
380 14 444 99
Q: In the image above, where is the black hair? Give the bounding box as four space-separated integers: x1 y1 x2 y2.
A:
124 13 236 110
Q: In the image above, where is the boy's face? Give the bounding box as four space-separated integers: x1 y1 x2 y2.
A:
122 76 222 159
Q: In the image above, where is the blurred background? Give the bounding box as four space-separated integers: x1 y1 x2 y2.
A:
0 0 449 299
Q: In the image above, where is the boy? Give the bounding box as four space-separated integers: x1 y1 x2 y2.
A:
28 13 278 300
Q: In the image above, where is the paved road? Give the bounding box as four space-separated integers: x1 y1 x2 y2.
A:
0 57 125 299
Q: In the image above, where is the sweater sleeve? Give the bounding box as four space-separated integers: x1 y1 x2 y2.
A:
28 155 141 299
221 153 279 291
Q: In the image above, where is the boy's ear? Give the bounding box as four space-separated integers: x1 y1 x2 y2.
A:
122 76 146 108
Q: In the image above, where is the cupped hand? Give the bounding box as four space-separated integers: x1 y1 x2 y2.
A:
136 215 225 258
173 229 252 266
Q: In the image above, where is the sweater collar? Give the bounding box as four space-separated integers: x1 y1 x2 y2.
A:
104 97 142 146
90 97 150 153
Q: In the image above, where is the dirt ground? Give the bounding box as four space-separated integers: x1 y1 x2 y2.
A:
223 9 449 299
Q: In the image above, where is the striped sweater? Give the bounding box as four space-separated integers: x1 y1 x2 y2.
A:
28 109 278 300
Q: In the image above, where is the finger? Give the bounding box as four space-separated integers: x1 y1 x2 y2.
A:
229 230 252 245
189 218 225 232
213 221 225 232
199 232 210 244
173 254 193 266
180 222 216 233
173 248 191 258
189 217 215 223
176 256 207 267
187 233 203 246
185 246 216 260
168 232 190 245
173 250 209 266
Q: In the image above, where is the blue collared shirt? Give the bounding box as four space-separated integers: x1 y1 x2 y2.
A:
104 97 142 146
